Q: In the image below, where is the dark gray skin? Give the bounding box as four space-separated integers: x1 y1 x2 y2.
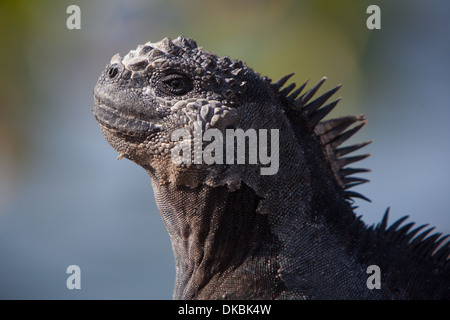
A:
93 36 449 299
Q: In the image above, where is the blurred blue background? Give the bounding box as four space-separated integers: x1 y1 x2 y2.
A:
0 0 449 299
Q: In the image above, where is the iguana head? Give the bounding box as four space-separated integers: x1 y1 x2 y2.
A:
93 36 289 188
93 36 369 196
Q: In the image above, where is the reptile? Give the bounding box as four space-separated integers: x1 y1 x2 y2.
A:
93 36 449 299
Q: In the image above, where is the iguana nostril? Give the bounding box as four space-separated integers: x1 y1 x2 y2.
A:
108 66 119 79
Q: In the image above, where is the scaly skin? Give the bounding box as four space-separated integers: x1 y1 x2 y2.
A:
93 36 449 299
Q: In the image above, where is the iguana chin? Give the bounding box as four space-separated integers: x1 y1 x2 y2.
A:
93 36 449 299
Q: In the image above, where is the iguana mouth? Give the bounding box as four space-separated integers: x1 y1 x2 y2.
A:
93 101 164 138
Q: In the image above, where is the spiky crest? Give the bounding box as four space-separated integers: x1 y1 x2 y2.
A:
271 74 449 265
271 74 372 202
373 209 449 266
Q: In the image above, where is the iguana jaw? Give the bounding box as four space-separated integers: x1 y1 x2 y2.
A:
93 102 163 138
92 75 166 138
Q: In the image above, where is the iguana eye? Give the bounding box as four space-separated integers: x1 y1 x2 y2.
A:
161 74 192 95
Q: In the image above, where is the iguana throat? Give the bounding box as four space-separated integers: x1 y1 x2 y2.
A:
152 182 284 299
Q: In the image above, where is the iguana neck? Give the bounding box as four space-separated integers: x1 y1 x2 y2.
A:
147 105 366 299
148 151 363 299
151 180 283 299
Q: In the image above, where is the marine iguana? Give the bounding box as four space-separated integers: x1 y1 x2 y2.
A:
93 36 449 299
